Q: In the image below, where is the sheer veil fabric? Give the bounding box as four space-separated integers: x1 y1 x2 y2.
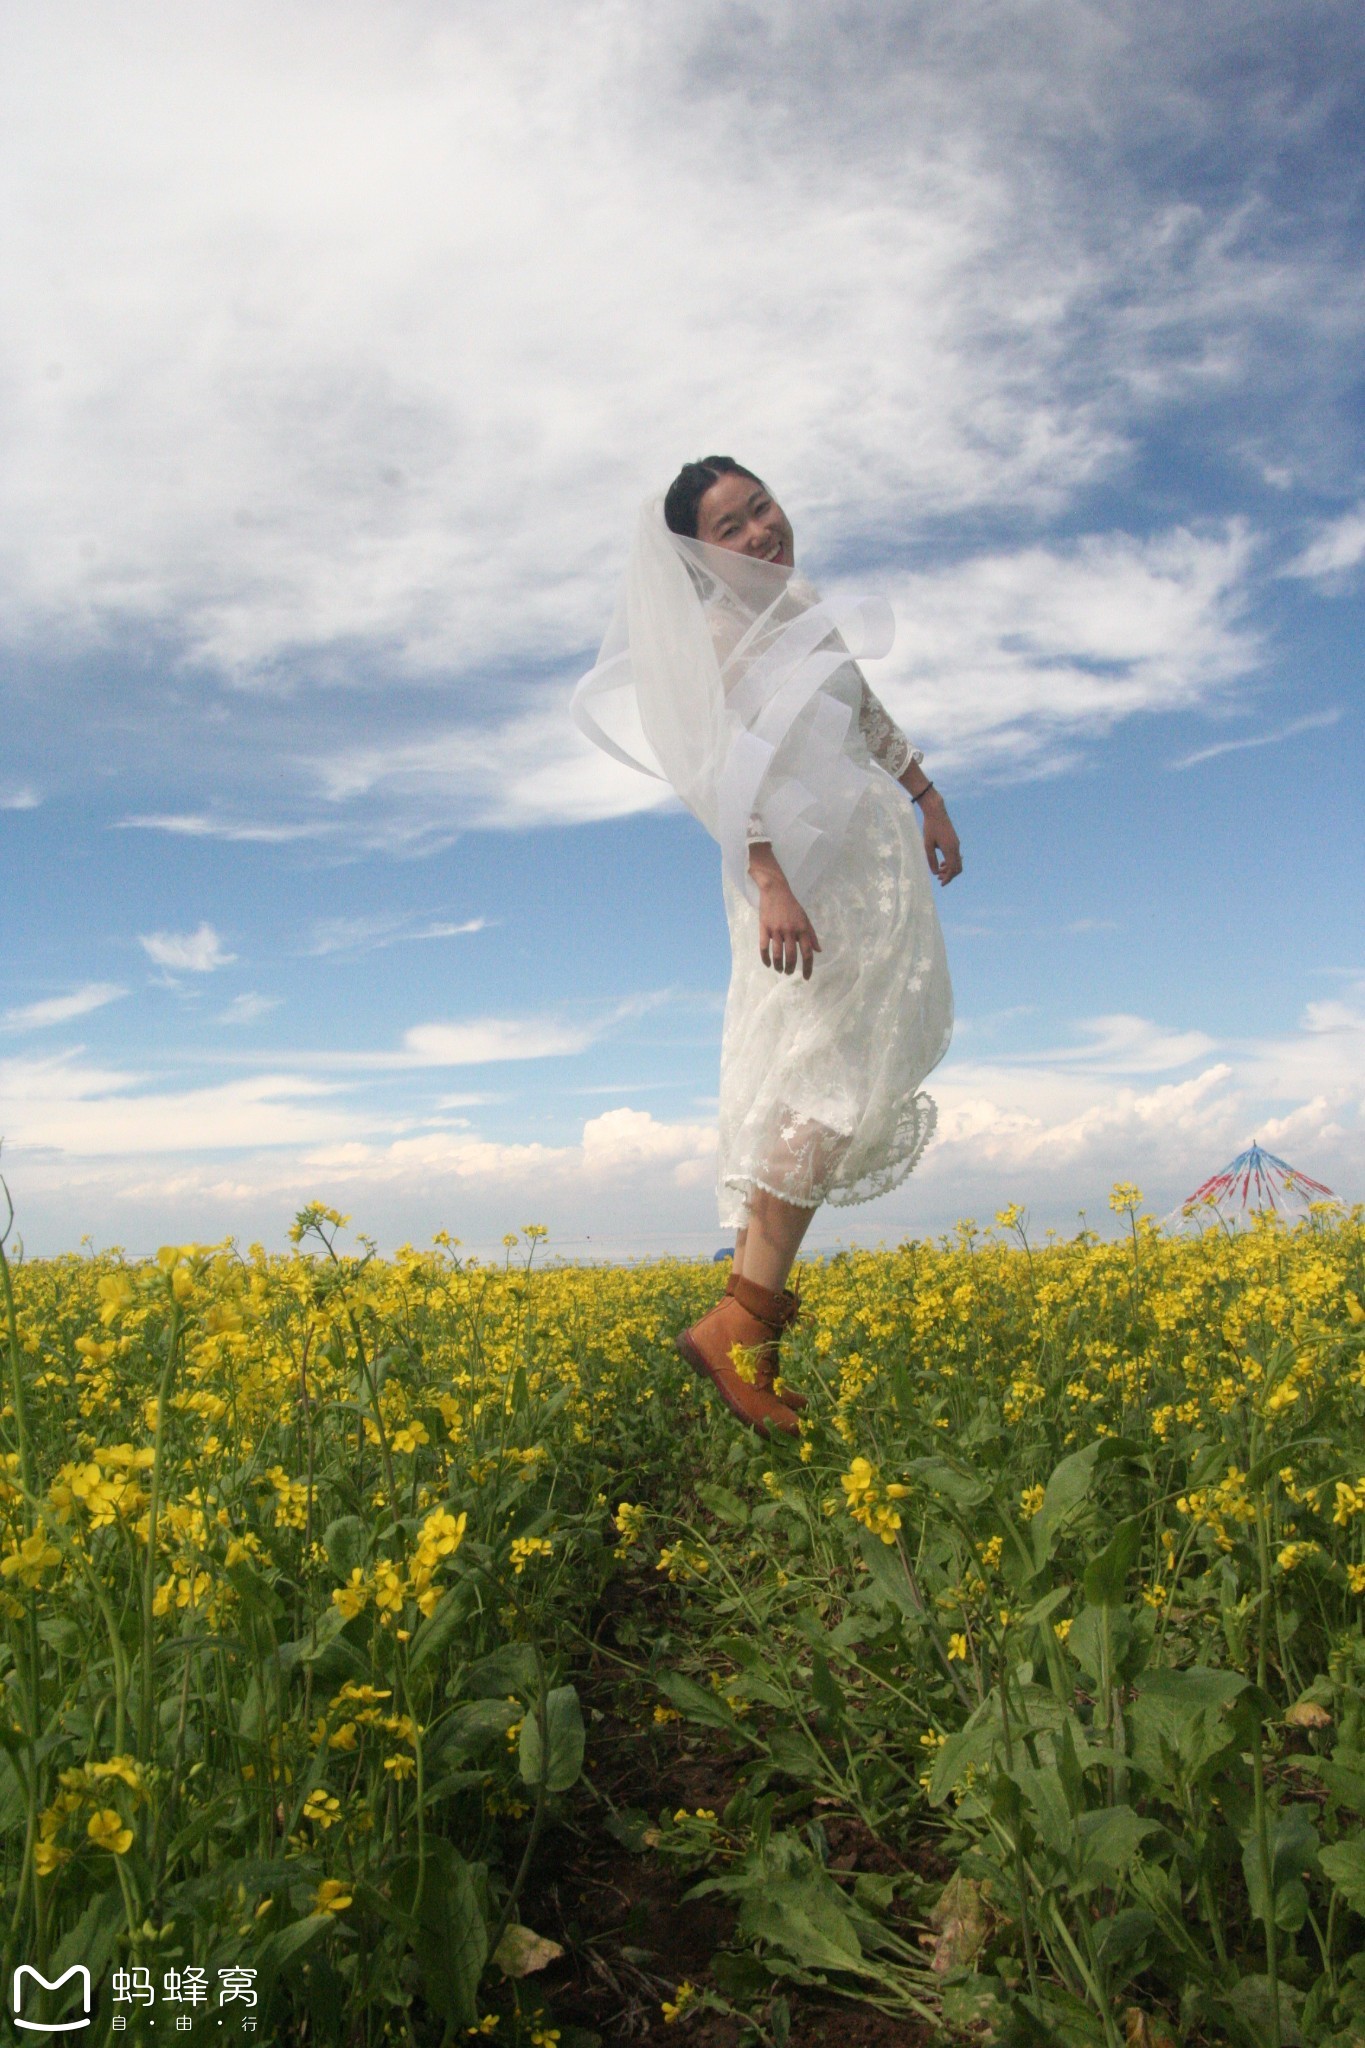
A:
572 496 953 1226
571 499 896 905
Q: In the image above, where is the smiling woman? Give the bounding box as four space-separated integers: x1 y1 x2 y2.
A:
573 458 960 1436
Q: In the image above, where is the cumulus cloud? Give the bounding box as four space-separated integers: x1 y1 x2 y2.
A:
2 3 1357 840
139 923 236 973
0 986 1357 1254
2 983 126 1030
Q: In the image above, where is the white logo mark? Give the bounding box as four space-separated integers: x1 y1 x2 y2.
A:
12 1964 93 2032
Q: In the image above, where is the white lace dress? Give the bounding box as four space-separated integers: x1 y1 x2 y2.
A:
713 587 954 1229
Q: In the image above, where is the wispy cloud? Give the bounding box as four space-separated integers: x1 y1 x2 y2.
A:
3 983 125 1030
1008 1014 1220 1074
218 992 280 1025
139 923 236 973
0 788 40 812
1283 506 1365 583
1169 708 1342 771
119 814 330 844
306 913 489 959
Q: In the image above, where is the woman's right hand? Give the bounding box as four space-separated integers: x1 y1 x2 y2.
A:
756 874 821 979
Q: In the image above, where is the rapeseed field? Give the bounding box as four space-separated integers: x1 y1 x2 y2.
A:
1 1194 1362 2047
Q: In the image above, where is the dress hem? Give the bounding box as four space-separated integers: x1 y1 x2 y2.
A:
720 1094 938 1226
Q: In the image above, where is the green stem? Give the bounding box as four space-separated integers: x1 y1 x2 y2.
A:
1251 1720 1282 2048
139 1302 182 1761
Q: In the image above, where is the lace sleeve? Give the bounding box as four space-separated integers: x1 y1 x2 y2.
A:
858 678 920 779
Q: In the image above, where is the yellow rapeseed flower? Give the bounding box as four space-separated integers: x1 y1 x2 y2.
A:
86 1809 134 1855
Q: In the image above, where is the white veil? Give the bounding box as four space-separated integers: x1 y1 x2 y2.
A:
571 497 895 905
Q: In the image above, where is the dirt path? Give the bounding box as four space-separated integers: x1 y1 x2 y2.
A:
525 1570 950 2047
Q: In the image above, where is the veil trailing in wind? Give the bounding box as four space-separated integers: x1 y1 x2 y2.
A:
570 497 896 905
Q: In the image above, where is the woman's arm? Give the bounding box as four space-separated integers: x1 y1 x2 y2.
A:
747 841 821 979
898 765 963 885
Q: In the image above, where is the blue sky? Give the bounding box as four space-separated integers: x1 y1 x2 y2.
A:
1 0 1361 1257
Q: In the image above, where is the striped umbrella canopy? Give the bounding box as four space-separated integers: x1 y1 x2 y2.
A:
1180 1142 1337 1228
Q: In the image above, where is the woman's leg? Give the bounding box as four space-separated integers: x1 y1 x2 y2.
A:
736 1187 816 1293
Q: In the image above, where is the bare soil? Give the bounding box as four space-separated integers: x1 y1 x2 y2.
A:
523 1570 951 2047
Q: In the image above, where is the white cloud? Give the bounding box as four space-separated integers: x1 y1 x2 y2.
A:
312 523 1264 833
1009 1013 1220 1074
306 912 489 958
1169 707 1342 771
119 814 330 844
859 524 1261 779
397 1019 598 1067
1283 505 1365 582
0 988 1358 1255
0 2 1350 844
139 923 236 973
0 1053 360 1156
2 983 126 1030
0 788 40 811
219 992 280 1024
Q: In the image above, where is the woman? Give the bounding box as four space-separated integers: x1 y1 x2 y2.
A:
573 458 959 1436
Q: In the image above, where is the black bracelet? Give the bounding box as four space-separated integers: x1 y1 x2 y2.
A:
911 780 937 805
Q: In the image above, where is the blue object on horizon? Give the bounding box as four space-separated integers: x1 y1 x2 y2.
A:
712 1246 734 1262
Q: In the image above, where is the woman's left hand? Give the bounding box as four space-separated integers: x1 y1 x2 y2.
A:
919 793 962 885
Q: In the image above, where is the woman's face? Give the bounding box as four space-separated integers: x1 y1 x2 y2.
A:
694 472 794 566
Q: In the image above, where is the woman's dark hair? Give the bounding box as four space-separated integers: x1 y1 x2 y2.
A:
663 455 764 538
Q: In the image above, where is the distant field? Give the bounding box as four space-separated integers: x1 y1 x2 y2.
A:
1 1198 1362 2047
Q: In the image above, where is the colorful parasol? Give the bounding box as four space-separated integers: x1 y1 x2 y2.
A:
1179 1142 1338 1228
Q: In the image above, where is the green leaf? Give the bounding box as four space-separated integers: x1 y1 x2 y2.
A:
1009 1762 1075 1859
809 1651 845 1721
698 1482 750 1528
1319 1834 1365 1913
1031 1441 1105 1570
408 1584 473 1676
907 1456 991 1509
322 1515 370 1579
519 1685 585 1793
735 1872 872 1977
655 1669 739 1731
855 1527 921 1620
604 1808 652 1853
1128 1666 1252 1790
391 1842 488 2029
1082 1517 1143 1607
431 1698 521 1763
464 1641 538 1697
1073 1806 1159 1890
1241 1805 1320 1934
711 1951 771 2000
256 1912 331 1978
48 1887 126 1990
1302 1746 1365 1816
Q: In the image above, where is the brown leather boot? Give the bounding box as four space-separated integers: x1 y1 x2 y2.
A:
676 1275 801 1437
724 1274 808 1411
